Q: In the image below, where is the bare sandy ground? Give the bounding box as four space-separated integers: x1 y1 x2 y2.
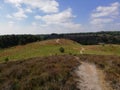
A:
76 62 111 90
56 39 60 44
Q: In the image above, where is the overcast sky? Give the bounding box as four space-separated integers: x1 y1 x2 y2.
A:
0 0 120 35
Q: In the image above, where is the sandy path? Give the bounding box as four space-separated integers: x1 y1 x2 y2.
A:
76 62 110 90
56 39 60 44
79 47 85 54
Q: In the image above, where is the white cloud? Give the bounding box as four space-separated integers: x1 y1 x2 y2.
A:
5 0 59 20
13 8 27 20
43 8 74 24
3 0 84 34
33 8 83 32
8 21 15 27
35 8 75 24
92 2 120 18
6 14 13 18
32 22 38 27
90 18 113 25
25 8 32 13
61 22 82 30
91 2 120 27
5 0 59 13
35 15 42 20
6 7 27 20
5 0 21 8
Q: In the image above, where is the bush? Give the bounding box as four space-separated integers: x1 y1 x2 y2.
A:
59 47 65 53
4 57 9 62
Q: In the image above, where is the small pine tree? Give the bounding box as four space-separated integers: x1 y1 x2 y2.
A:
59 47 65 53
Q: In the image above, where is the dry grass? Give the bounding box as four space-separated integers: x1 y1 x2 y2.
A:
0 54 120 90
0 55 79 90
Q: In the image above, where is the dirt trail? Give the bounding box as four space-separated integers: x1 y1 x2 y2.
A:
80 47 85 54
76 62 110 90
56 39 60 44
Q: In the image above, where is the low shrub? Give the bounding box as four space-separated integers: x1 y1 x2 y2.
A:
4 57 9 62
59 47 65 53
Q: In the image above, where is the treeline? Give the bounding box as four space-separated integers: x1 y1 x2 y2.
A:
0 31 120 48
62 31 120 45
0 35 47 48
48 31 120 45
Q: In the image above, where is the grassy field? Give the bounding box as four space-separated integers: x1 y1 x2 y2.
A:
0 39 81 62
83 44 120 55
0 39 120 62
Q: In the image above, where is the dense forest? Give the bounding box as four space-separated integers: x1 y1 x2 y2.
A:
0 31 120 48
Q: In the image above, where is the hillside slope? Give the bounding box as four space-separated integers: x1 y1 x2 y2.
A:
0 55 120 90
0 39 120 62
83 44 120 55
0 39 81 62
0 55 79 90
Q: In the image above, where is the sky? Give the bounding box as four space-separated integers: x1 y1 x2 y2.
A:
0 0 120 35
